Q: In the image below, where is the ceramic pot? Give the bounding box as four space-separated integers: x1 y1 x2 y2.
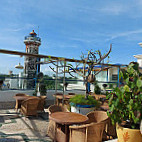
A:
70 104 95 115
116 123 142 142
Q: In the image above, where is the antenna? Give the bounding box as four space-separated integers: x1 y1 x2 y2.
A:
38 26 39 37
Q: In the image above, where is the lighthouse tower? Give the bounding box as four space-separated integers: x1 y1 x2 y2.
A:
24 30 41 89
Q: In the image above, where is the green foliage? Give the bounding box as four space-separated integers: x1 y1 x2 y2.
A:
94 81 101 94
39 83 47 96
107 62 142 129
43 75 56 90
69 94 100 107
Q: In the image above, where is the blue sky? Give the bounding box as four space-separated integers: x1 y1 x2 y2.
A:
0 0 142 74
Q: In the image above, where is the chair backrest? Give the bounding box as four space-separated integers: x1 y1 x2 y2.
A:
68 93 75 95
69 124 88 142
87 111 108 124
54 92 63 96
69 121 107 142
48 105 69 114
22 97 40 115
37 96 47 111
15 93 27 96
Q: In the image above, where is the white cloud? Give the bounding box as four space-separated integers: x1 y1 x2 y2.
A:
99 5 128 15
106 29 142 41
5 23 35 32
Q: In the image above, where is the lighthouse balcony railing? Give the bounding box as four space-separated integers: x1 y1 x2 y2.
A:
24 36 41 42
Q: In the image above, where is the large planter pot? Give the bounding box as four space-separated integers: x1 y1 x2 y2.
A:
70 104 95 115
116 124 142 142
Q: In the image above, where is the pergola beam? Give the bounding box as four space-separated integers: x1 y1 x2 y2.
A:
0 49 85 63
0 49 127 67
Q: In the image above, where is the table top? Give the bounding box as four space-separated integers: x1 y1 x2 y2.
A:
13 96 37 101
49 112 88 125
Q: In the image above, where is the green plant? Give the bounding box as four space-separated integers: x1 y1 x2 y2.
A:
39 83 47 96
94 81 101 94
107 62 142 129
69 94 100 107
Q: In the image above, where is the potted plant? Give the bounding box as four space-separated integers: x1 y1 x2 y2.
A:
33 72 47 96
94 81 101 94
69 94 100 115
107 62 142 142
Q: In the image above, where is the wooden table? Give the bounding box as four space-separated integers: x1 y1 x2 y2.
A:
53 94 74 105
13 96 30 101
49 112 88 142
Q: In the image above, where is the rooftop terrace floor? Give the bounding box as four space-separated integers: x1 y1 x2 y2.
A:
0 90 117 142
0 109 117 142
0 109 52 142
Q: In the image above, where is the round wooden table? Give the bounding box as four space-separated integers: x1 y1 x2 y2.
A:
49 112 88 125
53 94 74 105
13 96 37 101
49 112 88 142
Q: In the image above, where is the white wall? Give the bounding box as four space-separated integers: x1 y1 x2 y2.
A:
10 79 18 89
137 59 142 67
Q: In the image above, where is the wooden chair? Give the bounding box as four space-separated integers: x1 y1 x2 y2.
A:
15 93 28 112
68 93 75 95
87 111 113 141
86 111 109 124
69 122 106 142
48 104 69 114
37 96 47 112
69 111 108 142
20 97 40 117
102 118 117 141
54 92 63 105
47 105 69 142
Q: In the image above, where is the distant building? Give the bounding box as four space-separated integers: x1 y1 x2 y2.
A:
134 42 142 67
24 30 41 89
9 70 13 75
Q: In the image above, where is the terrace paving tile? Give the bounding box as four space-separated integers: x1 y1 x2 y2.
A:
0 109 52 142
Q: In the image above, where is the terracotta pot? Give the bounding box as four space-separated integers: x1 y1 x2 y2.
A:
116 123 142 142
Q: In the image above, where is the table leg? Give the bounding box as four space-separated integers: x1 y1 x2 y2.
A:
65 125 69 142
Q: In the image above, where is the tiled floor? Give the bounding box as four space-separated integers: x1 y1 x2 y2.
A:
0 109 52 142
0 109 118 142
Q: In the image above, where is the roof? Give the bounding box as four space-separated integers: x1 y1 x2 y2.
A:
133 54 142 59
29 30 37 36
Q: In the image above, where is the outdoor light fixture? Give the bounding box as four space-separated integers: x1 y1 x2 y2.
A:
15 55 24 69
15 63 24 69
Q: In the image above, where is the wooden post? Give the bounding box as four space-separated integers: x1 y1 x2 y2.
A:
54 61 58 104
62 61 66 105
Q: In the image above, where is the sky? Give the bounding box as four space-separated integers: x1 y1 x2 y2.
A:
0 0 142 75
